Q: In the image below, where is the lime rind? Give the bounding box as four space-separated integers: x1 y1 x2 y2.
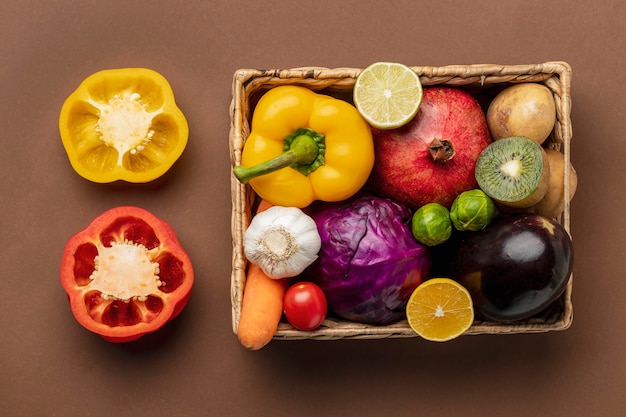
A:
354 62 423 129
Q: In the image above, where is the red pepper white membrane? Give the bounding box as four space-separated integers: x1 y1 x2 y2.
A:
87 239 163 302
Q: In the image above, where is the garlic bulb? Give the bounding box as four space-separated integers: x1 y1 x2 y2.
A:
244 206 321 279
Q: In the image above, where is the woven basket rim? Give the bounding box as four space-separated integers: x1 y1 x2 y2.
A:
229 62 573 341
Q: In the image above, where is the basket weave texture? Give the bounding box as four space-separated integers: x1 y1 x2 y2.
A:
229 62 573 340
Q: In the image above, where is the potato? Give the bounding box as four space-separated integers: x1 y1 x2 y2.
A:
494 149 577 219
530 148 578 219
487 83 556 145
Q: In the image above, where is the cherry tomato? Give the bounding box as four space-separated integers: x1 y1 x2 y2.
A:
283 282 328 331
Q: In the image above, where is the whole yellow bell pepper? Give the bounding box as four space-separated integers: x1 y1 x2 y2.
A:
59 68 188 183
233 86 374 208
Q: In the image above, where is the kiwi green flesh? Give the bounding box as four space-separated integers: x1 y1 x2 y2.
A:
475 136 547 208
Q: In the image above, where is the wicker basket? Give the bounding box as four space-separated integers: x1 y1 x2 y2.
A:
229 62 573 340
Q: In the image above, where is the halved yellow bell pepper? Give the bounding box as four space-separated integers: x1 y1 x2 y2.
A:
59 68 188 183
233 86 374 208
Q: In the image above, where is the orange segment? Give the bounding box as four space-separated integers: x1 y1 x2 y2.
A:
406 278 474 342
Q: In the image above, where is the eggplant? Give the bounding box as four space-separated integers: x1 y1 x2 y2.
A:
453 213 573 321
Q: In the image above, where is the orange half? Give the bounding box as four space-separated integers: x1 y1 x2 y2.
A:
406 278 474 342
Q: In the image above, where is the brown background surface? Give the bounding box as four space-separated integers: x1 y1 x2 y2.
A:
1 1 624 416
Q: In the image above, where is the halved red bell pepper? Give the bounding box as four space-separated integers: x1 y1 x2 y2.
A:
60 206 194 342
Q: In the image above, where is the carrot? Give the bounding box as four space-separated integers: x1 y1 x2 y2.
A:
255 198 273 213
237 199 289 350
237 263 290 350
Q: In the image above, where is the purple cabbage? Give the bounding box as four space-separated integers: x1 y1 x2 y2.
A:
305 194 431 325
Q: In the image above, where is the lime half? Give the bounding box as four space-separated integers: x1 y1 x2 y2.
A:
353 62 423 129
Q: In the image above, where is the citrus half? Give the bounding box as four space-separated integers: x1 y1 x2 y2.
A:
353 62 423 129
406 278 474 342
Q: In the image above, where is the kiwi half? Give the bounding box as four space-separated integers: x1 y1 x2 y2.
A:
475 136 550 208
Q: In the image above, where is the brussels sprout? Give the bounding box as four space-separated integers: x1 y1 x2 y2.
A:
411 203 452 246
450 189 495 231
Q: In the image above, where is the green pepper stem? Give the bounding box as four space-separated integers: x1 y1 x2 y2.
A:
233 128 325 183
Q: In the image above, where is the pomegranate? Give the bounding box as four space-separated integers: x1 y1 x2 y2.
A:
368 87 492 209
